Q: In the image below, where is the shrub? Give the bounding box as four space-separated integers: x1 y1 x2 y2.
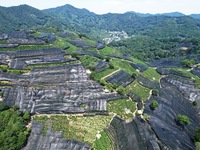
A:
90 73 95 80
100 80 106 86
109 63 115 69
195 128 200 142
149 100 159 110
71 52 78 58
106 83 114 92
152 89 158 96
88 66 95 71
105 56 111 62
193 101 198 106
99 54 105 60
177 114 190 125
0 92 3 97
181 58 195 67
23 111 31 121
0 65 8 72
132 73 137 79
112 83 118 89
143 113 150 120
0 102 9 111
117 86 125 95
80 103 87 108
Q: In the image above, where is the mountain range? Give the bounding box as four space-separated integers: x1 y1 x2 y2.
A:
0 4 200 38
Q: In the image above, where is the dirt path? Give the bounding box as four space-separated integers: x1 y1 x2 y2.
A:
132 102 138 117
33 113 84 119
101 68 121 80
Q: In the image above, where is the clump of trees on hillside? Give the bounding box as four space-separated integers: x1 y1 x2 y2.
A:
0 102 31 150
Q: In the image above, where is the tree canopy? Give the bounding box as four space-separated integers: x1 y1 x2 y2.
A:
0 105 30 150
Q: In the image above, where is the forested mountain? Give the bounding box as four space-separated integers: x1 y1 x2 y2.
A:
1 4 200 38
190 14 200 20
44 4 200 38
0 5 66 34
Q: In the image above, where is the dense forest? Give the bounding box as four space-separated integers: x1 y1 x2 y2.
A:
109 35 200 61
0 103 30 150
1 4 200 39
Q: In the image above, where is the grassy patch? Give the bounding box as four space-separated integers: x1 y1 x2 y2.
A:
0 40 8 44
81 37 97 46
33 114 113 145
131 57 148 65
32 115 49 135
66 43 79 54
142 67 161 82
108 98 136 121
125 80 151 100
27 62 69 69
195 142 200 150
32 32 41 37
53 37 68 49
0 66 30 74
78 55 99 67
110 58 138 75
90 68 118 81
7 69 29 74
0 81 13 86
99 46 121 56
93 130 112 150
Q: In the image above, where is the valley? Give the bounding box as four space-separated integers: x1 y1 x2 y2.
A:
0 4 200 150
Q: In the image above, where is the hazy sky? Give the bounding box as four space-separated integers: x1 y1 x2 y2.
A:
0 0 199 15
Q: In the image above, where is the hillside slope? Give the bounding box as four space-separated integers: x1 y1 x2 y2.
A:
0 5 65 34
0 28 200 150
1 4 200 38
44 4 200 37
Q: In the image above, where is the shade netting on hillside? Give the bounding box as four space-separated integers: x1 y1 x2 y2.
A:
106 70 134 87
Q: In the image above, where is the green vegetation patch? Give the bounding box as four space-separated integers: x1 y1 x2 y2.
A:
152 89 158 96
99 46 122 56
0 105 30 150
110 58 138 75
195 142 200 150
81 36 97 46
149 100 159 110
78 55 99 68
0 65 8 72
108 98 136 121
177 114 190 125
0 81 13 86
90 68 118 81
131 57 148 66
0 92 3 97
53 37 68 49
93 130 112 150
33 114 113 145
142 67 161 82
195 128 200 142
181 58 196 67
0 40 8 44
126 80 151 100
27 62 69 69
7 69 29 74
0 66 30 74
65 43 79 54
